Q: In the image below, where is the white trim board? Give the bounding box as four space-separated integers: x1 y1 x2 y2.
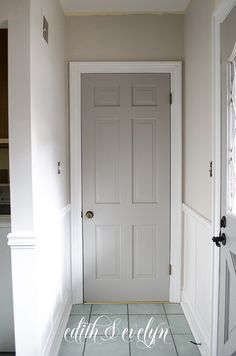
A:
69 61 182 303
212 1 236 355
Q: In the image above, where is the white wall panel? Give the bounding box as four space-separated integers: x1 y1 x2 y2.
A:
182 204 213 356
183 212 196 307
195 222 212 340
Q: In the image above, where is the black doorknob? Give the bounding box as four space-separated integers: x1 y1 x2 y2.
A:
212 232 226 247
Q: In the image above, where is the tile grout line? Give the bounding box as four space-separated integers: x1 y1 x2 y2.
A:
81 304 93 356
128 313 167 315
164 305 179 356
127 304 131 356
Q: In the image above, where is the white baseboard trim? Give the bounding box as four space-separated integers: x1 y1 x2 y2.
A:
41 294 72 356
181 291 210 356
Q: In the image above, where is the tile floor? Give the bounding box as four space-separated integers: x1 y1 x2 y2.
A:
59 303 201 356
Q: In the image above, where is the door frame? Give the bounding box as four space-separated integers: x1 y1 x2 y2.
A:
212 1 236 355
69 61 182 304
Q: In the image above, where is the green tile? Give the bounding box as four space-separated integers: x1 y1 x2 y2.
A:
128 304 165 315
58 338 85 356
89 314 128 336
71 304 92 315
164 303 183 315
66 315 90 331
167 315 192 334
130 334 177 356
173 334 201 356
91 304 127 315
84 336 129 356
129 315 169 336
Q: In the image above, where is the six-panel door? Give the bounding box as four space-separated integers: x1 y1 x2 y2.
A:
82 73 171 302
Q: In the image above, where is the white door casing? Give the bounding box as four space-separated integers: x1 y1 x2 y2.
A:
82 73 170 302
69 62 182 304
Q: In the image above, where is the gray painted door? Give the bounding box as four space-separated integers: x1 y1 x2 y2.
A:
219 6 236 355
82 73 170 302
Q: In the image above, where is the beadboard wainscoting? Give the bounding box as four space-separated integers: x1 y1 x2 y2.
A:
8 205 72 356
41 204 72 356
181 204 213 356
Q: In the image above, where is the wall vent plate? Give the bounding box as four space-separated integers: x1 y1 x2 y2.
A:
43 16 48 43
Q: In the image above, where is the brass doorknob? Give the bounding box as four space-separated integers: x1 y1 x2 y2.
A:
85 211 94 219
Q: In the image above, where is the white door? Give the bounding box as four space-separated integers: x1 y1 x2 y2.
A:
218 6 236 355
82 73 171 302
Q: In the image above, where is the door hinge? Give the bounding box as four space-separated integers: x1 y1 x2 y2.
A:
81 211 83 218
209 161 213 178
169 264 172 276
170 93 173 105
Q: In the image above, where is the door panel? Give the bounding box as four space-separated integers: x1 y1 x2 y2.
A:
95 225 121 279
82 73 170 302
132 224 158 279
95 119 120 203
132 119 158 203
219 6 236 355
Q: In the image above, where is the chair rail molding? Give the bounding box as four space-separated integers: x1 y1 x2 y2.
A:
70 61 182 304
7 232 37 249
212 1 236 355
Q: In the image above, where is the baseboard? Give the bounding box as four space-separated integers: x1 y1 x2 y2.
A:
41 294 72 356
181 291 210 356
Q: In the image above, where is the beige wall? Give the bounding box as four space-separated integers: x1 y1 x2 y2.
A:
31 0 69 217
66 14 184 60
214 0 223 7
30 0 71 353
183 0 214 220
66 12 216 220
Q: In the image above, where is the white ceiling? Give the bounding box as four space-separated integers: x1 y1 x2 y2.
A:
60 0 191 15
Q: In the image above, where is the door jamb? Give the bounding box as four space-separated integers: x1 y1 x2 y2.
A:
212 1 236 355
69 61 182 304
